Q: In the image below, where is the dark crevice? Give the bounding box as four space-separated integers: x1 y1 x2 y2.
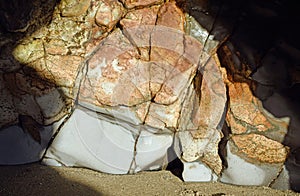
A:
1 0 300 192
166 134 184 181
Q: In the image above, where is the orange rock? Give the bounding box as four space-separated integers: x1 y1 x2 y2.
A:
120 6 160 60
231 134 288 164
226 81 289 142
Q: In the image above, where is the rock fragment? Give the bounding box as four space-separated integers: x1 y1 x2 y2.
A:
60 0 91 17
95 0 125 29
1 0 293 190
121 0 164 9
226 81 289 142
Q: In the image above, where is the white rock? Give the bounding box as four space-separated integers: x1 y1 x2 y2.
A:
271 166 290 190
220 142 285 186
135 130 172 172
43 108 172 174
182 161 218 182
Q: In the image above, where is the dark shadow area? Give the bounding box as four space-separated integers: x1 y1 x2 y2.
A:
0 0 59 71
179 0 300 192
166 139 184 181
0 164 101 195
0 0 62 162
0 0 101 194
1 0 299 193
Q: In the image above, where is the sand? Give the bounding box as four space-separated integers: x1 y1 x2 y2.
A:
0 163 298 196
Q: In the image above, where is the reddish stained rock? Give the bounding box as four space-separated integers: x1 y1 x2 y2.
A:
2 0 230 177
80 28 145 107
45 55 83 88
231 134 288 164
226 81 289 142
121 0 163 9
151 2 185 64
177 55 226 175
149 2 190 105
149 4 185 81
182 34 204 65
153 58 194 105
157 1 185 31
95 0 125 29
191 55 226 137
28 55 83 91
120 6 160 60
121 6 159 28
145 101 182 129
80 3 206 133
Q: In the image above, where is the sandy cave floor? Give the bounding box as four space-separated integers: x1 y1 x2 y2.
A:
0 163 299 196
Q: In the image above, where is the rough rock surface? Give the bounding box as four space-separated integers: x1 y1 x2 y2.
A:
0 0 295 191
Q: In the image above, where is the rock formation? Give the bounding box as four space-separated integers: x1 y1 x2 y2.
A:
0 0 298 191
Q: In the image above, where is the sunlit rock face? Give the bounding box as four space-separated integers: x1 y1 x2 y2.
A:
43 1 227 175
0 0 294 190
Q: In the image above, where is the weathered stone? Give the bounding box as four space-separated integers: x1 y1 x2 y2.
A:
157 2 185 31
1 0 298 191
232 134 288 164
0 0 228 180
182 161 218 182
44 39 69 55
0 74 18 128
13 39 44 64
185 14 219 54
1 71 70 126
220 140 288 186
178 53 226 175
120 6 159 60
95 0 125 29
122 0 163 9
226 81 289 142
35 88 69 124
60 0 91 17
69 1 227 176
79 28 142 107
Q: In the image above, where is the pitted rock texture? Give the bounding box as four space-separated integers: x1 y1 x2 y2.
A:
78 1 227 173
226 81 289 143
0 0 292 189
231 134 288 164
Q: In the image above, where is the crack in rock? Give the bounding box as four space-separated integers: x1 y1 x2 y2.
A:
0 0 292 190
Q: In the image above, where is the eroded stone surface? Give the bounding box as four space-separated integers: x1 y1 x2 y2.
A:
60 0 91 17
122 0 164 9
226 81 289 142
0 0 293 189
220 140 288 186
0 0 226 176
219 37 291 187
231 134 288 164
95 0 125 29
